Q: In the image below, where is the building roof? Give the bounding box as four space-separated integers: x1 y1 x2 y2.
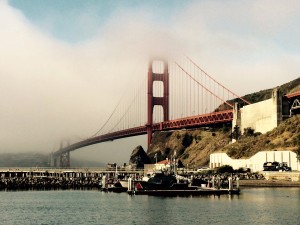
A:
156 159 169 165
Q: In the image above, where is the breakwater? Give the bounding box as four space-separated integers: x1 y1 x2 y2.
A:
0 167 143 190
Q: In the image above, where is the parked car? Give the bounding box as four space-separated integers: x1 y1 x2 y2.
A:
263 162 291 171
197 167 210 172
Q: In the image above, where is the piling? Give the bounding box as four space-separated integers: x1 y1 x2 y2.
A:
128 177 132 191
228 177 233 190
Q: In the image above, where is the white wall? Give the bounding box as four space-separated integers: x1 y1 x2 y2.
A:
233 89 281 135
240 98 277 134
210 150 300 172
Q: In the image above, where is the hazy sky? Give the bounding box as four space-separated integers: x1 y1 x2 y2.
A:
1 0 300 164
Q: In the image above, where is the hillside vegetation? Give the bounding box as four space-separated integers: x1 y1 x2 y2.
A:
224 115 300 158
147 128 231 167
148 115 300 169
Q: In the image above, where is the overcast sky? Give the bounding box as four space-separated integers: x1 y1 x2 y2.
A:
1 0 300 164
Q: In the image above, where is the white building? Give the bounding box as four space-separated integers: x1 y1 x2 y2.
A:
210 150 300 172
154 159 170 171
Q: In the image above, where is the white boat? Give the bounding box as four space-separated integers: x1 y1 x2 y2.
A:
119 176 150 188
119 180 128 188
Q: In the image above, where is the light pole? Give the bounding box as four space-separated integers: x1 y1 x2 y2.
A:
173 151 177 174
154 153 157 164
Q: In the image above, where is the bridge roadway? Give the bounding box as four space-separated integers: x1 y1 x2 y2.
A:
53 110 234 157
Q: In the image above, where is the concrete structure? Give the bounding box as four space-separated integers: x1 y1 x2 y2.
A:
233 88 282 137
210 150 300 172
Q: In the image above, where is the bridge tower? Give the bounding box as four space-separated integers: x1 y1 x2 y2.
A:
50 141 70 168
147 60 169 147
59 152 70 167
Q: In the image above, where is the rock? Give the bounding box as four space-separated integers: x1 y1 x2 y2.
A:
129 146 151 169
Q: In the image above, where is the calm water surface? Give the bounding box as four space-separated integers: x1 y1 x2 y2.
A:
0 188 299 225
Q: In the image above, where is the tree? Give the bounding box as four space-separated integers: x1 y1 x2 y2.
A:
217 165 234 173
232 125 241 140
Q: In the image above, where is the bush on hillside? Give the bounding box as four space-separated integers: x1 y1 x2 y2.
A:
243 127 255 137
182 133 193 147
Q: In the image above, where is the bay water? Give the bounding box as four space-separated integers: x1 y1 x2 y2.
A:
0 188 299 225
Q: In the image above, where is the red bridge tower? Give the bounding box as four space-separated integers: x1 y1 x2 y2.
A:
147 60 169 148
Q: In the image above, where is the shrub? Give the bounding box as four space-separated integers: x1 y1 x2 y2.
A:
254 132 262 137
227 147 238 157
217 165 234 173
243 127 255 137
195 135 201 143
182 153 189 160
182 133 193 147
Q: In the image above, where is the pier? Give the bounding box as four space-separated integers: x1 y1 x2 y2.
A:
0 167 143 190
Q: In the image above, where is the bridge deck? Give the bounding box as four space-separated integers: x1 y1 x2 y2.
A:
54 110 233 156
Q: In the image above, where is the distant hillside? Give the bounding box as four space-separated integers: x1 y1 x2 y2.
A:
0 152 106 167
70 157 106 167
0 153 49 167
217 77 300 111
242 77 300 104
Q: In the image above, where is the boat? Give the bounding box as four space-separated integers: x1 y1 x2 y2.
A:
127 171 240 196
142 172 192 190
130 171 197 191
119 175 149 189
119 180 129 188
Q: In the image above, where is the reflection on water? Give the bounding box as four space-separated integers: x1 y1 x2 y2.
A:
0 188 299 225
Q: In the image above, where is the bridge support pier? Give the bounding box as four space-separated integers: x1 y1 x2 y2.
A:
59 152 70 168
50 152 70 168
50 141 71 168
147 60 169 148
50 153 55 167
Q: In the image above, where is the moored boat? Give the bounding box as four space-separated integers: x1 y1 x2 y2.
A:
127 171 240 196
134 171 194 191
